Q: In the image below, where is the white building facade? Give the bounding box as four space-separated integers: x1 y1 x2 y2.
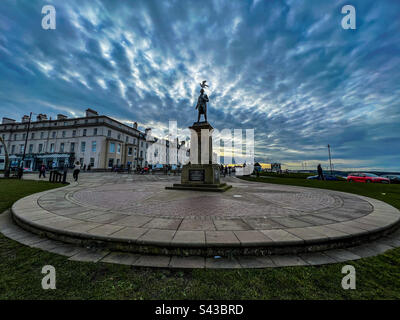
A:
0 109 149 170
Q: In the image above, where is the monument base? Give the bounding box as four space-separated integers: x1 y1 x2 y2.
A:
166 163 232 192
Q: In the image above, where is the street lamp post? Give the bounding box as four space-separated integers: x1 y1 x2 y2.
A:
19 112 32 179
328 144 333 175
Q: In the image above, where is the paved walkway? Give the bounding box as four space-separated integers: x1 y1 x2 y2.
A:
3 173 400 268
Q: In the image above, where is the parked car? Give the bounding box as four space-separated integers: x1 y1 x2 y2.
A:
347 173 390 183
307 175 342 181
380 175 400 184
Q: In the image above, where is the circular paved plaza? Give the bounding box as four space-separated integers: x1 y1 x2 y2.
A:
4 173 400 268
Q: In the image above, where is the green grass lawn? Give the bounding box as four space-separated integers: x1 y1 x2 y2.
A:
0 178 400 299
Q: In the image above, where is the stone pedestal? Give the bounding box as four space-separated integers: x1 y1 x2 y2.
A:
166 121 232 192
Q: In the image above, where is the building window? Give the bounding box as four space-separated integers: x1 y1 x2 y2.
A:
60 143 64 152
128 147 133 156
141 141 143 147
22 133 26 140
93 128 97 135
140 150 143 158
109 142 115 153
81 141 86 152
117 134 121 140
11 145 15 154
126 136 129 143
83 129 87 136
72 130 76 137
14 134 17 140
50 143 54 152
0 146 2 154
92 141 96 152
31 132 35 139
85 119 88 124
108 158 114 168
107 130 111 137
40 132 44 139
70 142 75 152
117 144 121 154
90 158 95 166
52 131 56 138
62 131 66 138
29 144 33 153
38 144 43 153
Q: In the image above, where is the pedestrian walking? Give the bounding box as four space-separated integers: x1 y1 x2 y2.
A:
73 161 81 182
39 164 46 179
317 164 324 180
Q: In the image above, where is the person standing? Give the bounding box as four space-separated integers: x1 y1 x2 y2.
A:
39 164 46 179
73 161 80 182
317 164 324 180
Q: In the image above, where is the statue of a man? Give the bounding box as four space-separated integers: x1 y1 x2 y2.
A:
195 88 209 122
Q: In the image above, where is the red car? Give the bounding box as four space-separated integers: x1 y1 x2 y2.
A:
347 173 390 183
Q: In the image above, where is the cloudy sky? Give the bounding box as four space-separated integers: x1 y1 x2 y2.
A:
0 0 399 171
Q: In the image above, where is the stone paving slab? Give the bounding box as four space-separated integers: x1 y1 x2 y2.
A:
171 231 206 247
286 227 329 244
205 231 241 246
69 249 109 263
270 255 308 267
178 218 216 231
47 244 84 257
87 224 125 237
137 229 176 245
234 230 272 246
133 255 171 268
169 256 206 268
110 226 148 241
236 256 276 268
299 252 337 265
205 257 241 269
260 229 304 245
323 249 362 262
101 252 141 265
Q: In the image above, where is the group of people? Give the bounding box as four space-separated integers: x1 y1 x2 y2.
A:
220 165 235 177
37 161 82 182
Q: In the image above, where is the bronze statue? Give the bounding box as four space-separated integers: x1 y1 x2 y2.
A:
195 84 209 122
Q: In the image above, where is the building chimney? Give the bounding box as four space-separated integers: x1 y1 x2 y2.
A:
2 117 16 124
22 115 30 123
36 114 48 121
85 108 98 117
57 114 67 120
133 122 138 129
